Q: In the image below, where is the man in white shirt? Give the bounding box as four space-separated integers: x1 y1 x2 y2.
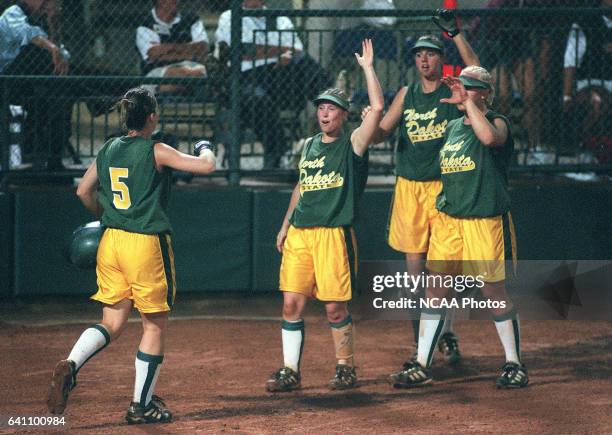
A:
136 0 209 93
562 2 611 157
215 0 331 168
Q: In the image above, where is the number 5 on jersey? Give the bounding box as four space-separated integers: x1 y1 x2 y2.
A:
109 167 131 210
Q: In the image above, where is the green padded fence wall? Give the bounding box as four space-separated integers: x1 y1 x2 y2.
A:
252 190 291 292
13 190 96 296
168 188 252 292
510 185 612 260
0 193 12 297
6 183 612 296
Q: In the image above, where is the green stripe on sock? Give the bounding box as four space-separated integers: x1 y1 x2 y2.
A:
91 323 111 345
281 319 304 331
75 324 111 375
330 314 353 329
137 350 164 364
426 317 445 368
493 307 517 322
512 317 521 362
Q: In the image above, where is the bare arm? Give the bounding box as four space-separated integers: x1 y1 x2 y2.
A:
368 86 407 144
148 41 208 63
351 39 384 156
31 35 68 75
453 33 480 67
154 143 216 174
76 160 102 216
464 99 508 147
276 184 301 252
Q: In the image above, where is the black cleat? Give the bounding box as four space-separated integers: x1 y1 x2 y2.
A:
266 367 301 392
47 359 77 414
125 395 172 424
389 360 432 388
496 362 529 389
438 332 461 365
329 364 357 390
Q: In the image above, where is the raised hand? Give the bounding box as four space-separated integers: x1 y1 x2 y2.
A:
361 105 372 121
354 39 374 69
440 76 468 105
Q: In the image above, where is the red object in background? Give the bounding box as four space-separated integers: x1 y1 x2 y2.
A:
443 65 462 77
442 0 460 76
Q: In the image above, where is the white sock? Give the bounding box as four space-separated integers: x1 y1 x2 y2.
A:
133 351 163 406
442 306 456 334
281 319 304 372
494 309 521 364
67 324 110 372
416 308 446 368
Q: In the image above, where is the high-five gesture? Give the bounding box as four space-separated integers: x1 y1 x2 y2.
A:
440 76 468 105
354 39 374 69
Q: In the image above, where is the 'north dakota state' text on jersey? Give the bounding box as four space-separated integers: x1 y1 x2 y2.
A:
290 131 368 227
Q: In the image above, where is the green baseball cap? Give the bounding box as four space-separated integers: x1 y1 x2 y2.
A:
411 35 444 54
458 75 491 89
313 89 350 111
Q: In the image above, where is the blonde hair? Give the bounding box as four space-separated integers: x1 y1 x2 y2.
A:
461 65 495 106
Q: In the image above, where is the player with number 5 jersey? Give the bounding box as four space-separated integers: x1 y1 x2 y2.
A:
47 87 216 424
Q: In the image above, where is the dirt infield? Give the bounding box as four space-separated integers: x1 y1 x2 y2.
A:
0 314 610 434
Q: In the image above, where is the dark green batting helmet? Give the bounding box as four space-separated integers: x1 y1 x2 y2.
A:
64 221 105 269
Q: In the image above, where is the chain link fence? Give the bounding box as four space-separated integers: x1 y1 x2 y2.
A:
1 1 610 184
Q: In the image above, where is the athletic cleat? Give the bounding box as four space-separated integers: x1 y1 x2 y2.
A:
389 360 432 388
496 362 529 389
438 332 461 365
266 367 301 392
329 364 357 390
125 395 172 424
47 359 77 414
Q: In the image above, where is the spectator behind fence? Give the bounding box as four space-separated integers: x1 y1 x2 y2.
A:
1 0 71 170
471 0 554 149
215 0 332 168
136 0 208 94
562 0 611 162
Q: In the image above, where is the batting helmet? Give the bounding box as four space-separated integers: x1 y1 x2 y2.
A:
64 221 105 269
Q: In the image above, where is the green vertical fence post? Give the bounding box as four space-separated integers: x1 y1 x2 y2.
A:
229 0 243 186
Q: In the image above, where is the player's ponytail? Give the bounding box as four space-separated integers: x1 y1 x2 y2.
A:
117 87 158 131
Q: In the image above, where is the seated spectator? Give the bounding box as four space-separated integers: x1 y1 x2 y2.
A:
1 0 72 170
136 0 208 94
562 0 611 162
215 0 331 168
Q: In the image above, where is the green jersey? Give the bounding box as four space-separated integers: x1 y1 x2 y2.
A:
290 131 368 228
96 136 172 234
395 82 462 181
436 111 514 218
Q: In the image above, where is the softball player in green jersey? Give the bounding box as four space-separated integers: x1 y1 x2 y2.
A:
363 18 481 386
401 66 528 389
47 87 217 423
266 39 383 393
